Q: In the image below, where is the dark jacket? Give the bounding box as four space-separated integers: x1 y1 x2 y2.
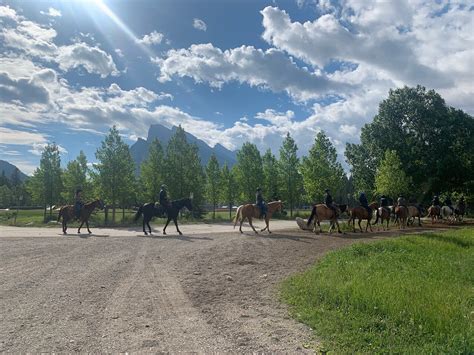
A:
359 193 368 207
380 197 388 207
444 197 452 206
432 196 440 206
256 191 264 206
324 192 333 206
159 189 168 206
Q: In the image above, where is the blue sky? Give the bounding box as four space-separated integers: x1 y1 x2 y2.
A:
1 0 473 174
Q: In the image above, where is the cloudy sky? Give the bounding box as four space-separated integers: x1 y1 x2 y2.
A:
0 0 473 174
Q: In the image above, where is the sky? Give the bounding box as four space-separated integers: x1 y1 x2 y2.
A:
0 0 473 175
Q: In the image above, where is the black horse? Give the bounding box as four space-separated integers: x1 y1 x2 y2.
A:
134 198 193 235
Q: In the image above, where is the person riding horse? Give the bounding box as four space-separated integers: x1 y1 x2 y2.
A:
74 188 83 218
256 187 267 219
359 192 371 216
432 195 440 207
159 184 171 216
324 189 338 216
397 195 407 208
380 195 389 211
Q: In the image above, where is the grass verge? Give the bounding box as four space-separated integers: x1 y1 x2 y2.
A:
281 228 474 353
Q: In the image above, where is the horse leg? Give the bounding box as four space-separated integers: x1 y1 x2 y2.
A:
248 217 258 234
62 219 67 234
78 220 84 234
163 218 171 235
335 220 342 233
173 218 182 235
86 220 91 234
147 220 152 234
418 215 421 226
261 217 268 232
142 217 147 235
358 219 363 232
239 217 244 233
368 220 373 232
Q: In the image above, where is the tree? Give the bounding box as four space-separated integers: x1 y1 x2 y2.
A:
375 150 412 199
27 143 62 221
95 126 136 223
62 151 89 202
140 139 165 201
262 149 279 202
206 154 220 219
347 86 474 201
278 133 302 216
235 142 263 203
301 131 345 203
163 126 205 216
220 162 237 219
0 185 12 208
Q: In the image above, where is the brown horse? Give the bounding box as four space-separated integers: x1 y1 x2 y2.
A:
347 202 378 232
427 205 441 224
374 206 391 231
407 206 423 226
57 199 104 234
306 204 347 233
233 200 283 234
394 205 408 229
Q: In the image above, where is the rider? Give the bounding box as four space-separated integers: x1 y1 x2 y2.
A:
159 184 170 216
256 187 267 219
432 195 440 207
380 195 389 211
359 192 371 216
324 189 338 216
74 188 83 218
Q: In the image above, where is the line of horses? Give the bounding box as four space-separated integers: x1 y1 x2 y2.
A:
56 197 466 236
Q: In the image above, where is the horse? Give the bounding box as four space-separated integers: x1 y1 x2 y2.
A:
394 205 408 229
135 198 193 235
57 199 104 234
233 200 283 234
454 202 466 222
407 206 424 226
306 204 347 233
441 205 455 223
373 206 391 231
427 205 441 224
347 202 378 232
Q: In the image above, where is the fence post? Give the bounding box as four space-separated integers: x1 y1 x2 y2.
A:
104 205 108 225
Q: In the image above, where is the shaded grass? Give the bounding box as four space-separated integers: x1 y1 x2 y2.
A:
281 228 474 353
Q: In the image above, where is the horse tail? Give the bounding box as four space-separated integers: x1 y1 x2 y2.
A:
233 205 242 228
134 205 143 222
307 205 317 226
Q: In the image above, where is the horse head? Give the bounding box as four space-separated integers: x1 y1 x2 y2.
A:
97 199 105 210
184 197 193 211
338 204 347 214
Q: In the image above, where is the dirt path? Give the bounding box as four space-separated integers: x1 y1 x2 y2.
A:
0 221 458 352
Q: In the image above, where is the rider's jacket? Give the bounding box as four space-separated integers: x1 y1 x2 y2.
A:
359 193 368 207
380 197 388 207
159 189 168 205
256 191 264 206
324 192 333 206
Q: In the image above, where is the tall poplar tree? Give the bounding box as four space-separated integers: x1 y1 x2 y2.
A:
278 133 302 216
62 151 89 202
206 154 220 219
220 162 237 219
235 142 263 203
141 139 164 201
262 149 279 202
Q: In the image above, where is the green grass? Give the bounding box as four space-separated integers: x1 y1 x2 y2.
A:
281 228 474 353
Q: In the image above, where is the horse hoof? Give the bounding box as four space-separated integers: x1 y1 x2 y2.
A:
179 232 183 236
144 232 148 236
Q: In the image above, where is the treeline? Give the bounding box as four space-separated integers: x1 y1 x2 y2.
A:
1 86 472 221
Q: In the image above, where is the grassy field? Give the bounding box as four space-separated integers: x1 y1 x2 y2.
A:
281 228 474 353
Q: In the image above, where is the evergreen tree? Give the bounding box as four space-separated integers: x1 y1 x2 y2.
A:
278 133 302 216
262 149 279 202
235 142 263 203
220 162 237 219
62 151 89 202
206 154 220 219
0 185 12 208
95 126 136 222
141 139 164 201
301 131 345 203
27 143 62 221
0 171 10 187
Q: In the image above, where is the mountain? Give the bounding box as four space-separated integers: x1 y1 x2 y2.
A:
0 160 28 181
130 124 237 173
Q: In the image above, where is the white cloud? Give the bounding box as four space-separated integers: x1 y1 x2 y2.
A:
115 48 124 57
0 5 20 21
137 30 164 45
155 43 351 102
40 7 62 17
0 127 48 145
57 42 119 77
29 142 67 156
193 18 207 31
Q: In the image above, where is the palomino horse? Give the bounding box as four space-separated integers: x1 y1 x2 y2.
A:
374 206 391 231
134 198 193 235
57 199 104 234
347 202 378 232
427 205 441 224
407 206 424 226
306 204 347 233
233 200 283 234
394 205 408 229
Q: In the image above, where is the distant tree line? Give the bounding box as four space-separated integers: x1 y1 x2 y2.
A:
1 86 472 220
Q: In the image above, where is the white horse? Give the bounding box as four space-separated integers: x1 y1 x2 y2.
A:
441 206 455 223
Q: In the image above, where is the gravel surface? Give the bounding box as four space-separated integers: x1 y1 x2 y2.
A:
0 220 454 352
